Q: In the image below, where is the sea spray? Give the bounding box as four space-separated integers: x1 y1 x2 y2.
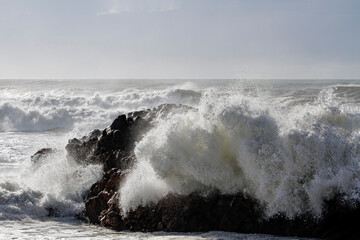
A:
120 86 360 218
0 148 103 220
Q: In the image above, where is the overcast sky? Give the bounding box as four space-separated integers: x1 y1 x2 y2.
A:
1 0 359 79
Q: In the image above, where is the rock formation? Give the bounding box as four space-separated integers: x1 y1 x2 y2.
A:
31 148 55 163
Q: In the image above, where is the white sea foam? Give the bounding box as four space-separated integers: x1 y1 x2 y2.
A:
0 132 102 220
0 149 103 220
0 87 201 133
0 219 310 240
120 160 170 213
120 85 360 218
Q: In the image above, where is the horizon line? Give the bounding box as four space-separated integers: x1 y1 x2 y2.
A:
1 78 360 81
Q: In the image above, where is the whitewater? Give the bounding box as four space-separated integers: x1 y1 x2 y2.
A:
1 79 359 239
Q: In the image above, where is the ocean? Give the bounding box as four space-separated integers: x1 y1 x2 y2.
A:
1 79 359 239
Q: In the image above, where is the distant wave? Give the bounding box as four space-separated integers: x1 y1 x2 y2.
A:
0 103 75 132
0 88 201 133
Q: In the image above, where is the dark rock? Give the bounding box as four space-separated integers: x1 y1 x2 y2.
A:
106 191 360 239
84 195 109 224
45 206 61 217
86 168 123 199
31 148 55 163
110 115 128 130
315 197 360 240
123 192 262 233
80 104 193 225
99 193 126 229
66 104 192 171
84 168 125 224
65 129 102 164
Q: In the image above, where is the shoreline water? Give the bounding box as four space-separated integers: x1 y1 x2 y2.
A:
0 218 316 240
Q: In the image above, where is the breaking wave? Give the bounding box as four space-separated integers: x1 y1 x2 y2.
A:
120 86 360 218
0 87 201 133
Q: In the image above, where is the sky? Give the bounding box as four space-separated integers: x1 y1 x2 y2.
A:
0 0 359 79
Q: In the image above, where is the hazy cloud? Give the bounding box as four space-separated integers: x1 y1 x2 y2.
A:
96 0 178 16
96 9 125 16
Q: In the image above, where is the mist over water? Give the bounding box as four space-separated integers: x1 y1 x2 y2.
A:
0 79 359 239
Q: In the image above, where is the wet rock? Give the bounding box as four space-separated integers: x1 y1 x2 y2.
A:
45 206 61 217
80 104 193 225
84 195 109 224
31 148 55 163
66 113 145 169
65 129 101 164
84 168 125 224
99 193 125 229
314 197 360 240
123 192 263 233
104 192 359 240
66 104 191 171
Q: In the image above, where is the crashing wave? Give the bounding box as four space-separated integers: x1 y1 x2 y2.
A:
120 87 360 218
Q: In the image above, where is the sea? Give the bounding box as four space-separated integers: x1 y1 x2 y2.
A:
1 78 359 239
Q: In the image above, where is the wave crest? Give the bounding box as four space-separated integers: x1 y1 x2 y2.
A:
0 88 201 133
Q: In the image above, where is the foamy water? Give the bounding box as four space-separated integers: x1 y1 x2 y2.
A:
0 219 314 240
1 79 359 239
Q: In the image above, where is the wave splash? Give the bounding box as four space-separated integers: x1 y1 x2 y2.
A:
0 150 102 220
120 87 360 218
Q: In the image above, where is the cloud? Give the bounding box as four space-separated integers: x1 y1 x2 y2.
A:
96 8 126 16
96 0 178 16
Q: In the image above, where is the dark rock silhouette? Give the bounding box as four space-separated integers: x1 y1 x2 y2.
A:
65 104 190 171
31 148 55 163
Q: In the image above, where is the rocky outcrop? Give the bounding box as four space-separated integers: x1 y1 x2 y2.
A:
123 192 263 233
66 129 102 165
62 103 360 240
65 104 190 171
84 168 125 225
68 104 192 225
31 148 55 163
